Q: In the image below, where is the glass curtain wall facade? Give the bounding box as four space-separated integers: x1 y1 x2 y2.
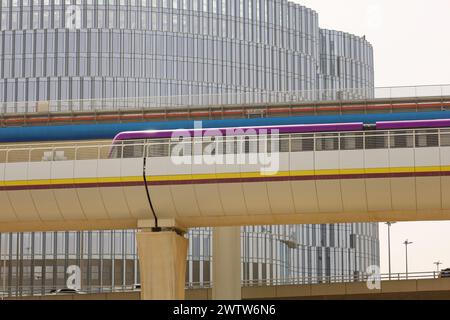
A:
0 0 373 104
0 0 379 295
0 224 379 294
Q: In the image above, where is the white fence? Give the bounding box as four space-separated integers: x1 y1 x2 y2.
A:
1 84 450 114
0 127 449 164
0 271 446 299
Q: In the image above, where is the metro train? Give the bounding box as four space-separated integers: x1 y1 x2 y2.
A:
109 118 450 158
110 117 450 225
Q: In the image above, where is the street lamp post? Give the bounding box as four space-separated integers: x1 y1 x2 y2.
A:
385 222 396 280
2 239 7 300
2 236 8 300
434 261 443 275
2 253 5 300
263 227 300 285
403 240 413 279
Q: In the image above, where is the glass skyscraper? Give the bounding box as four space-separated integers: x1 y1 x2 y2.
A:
0 0 378 296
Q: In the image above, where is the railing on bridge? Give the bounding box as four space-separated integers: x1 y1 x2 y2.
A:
1 271 446 299
1 84 450 114
242 271 446 287
0 127 450 164
0 282 211 299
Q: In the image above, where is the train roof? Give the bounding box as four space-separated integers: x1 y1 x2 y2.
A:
376 118 450 130
113 123 364 141
113 118 450 141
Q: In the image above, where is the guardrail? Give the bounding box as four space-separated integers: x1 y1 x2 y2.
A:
0 282 211 299
242 271 447 287
0 285 138 299
1 271 447 299
1 84 450 114
0 127 449 164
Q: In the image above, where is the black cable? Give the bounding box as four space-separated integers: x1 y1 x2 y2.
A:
143 156 160 232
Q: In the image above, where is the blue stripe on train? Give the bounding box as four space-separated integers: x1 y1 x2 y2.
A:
1 111 450 142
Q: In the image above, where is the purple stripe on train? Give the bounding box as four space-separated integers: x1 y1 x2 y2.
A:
113 123 364 141
376 119 450 130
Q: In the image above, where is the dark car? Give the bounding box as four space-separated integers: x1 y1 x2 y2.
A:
132 283 141 290
49 288 83 295
439 268 450 278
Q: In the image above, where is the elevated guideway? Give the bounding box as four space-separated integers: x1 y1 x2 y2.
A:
3 110 450 143
2 94 450 127
1 84 450 143
2 84 450 119
1 127 450 232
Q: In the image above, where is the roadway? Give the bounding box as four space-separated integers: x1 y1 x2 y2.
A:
6 277 450 300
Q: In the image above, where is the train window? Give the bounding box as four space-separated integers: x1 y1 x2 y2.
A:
147 139 169 157
389 131 413 149
291 134 314 152
214 137 225 155
316 134 339 151
258 134 271 153
192 138 203 156
415 129 439 148
170 137 192 157
290 139 301 152
147 143 169 157
241 137 250 153
265 134 283 153
279 136 290 153
303 138 315 151
123 140 145 158
365 132 388 149
224 136 238 154
170 141 192 157
340 133 363 150
109 143 122 159
278 139 290 152
264 136 278 153
203 136 219 156
262 134 288 153
440 130 450 146
242 136 258 154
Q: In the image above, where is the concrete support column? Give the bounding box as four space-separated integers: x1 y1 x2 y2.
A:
136 230 188 300
212 226 241 300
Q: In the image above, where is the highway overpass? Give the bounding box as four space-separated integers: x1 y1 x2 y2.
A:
6 277 450 300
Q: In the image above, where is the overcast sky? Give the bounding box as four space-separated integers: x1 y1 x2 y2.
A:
292 0 450 274
296 0 450 87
